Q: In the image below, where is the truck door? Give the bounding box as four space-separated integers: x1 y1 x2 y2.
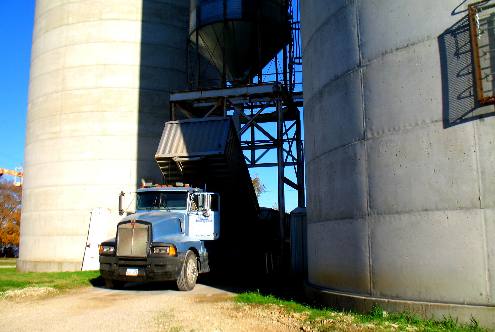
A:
82 208 113 270
188 193 220 240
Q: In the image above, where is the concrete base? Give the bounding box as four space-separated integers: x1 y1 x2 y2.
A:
16 260 83 272
305 282 495 329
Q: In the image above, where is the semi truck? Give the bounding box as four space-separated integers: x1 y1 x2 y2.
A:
99 185 220 290
99 117 275 290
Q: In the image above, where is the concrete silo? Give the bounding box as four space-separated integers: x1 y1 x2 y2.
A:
302 0 495 325
19 0 190 271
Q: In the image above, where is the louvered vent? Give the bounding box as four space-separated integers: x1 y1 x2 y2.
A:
116 222 149 257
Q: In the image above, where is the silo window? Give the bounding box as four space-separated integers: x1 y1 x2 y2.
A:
469 0 495 105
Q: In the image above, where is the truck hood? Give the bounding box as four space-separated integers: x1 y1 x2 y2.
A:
121 211 185 242
122 211 184 223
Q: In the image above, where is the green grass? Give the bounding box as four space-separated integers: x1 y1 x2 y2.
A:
357 305 486 332
0 267 99 293
235 292 488 332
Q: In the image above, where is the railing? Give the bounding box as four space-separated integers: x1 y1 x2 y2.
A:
468 0 495 105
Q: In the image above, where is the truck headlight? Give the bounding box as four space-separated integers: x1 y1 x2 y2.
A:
152 245 177 256
98 244 115 255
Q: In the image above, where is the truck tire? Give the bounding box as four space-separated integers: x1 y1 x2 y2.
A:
176 250 198 291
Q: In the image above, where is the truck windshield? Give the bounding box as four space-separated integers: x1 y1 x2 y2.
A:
136 191 187 210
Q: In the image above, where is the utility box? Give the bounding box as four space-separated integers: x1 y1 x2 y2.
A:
290 207 306 277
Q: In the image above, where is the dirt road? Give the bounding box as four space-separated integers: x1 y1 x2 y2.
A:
0 283 304 332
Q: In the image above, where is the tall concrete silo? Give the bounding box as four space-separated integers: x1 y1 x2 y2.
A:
302 0 495 325
19 0 190 271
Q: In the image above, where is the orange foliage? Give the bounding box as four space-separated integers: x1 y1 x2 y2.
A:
0 181 22 246
251 175 266 198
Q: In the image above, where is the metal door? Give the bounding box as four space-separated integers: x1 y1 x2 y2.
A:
188 193 220 240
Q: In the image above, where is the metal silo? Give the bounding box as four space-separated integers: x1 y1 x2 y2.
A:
302 0 495 325
19 0 190 271
189 0 290 83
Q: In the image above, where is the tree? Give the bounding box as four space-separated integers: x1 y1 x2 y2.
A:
0 180 22 246
251 175 266 198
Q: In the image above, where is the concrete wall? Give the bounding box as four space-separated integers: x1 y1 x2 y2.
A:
19 0 190 271
302 0 495 317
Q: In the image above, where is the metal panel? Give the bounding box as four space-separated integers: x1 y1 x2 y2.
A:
116 223 149 258
290 207 306 276
156 117 230 158
170 84 276 102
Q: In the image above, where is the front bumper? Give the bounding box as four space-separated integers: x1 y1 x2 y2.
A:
99 254 184 282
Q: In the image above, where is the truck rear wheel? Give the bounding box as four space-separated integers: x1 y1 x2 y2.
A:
176 250 198 291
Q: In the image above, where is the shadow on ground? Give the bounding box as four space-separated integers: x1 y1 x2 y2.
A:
89 271 308 304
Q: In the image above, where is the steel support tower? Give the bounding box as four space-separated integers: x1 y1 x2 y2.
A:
170 0 303 251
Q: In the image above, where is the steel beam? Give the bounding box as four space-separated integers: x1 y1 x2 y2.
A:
276 98 285 251
169 83 305 212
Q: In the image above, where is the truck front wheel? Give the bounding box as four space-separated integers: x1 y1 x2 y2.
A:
176 250 198 291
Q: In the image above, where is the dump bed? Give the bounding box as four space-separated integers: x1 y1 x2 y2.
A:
155 117 259 218
156 117 277 276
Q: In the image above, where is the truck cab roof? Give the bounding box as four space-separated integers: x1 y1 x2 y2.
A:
136 186 203 193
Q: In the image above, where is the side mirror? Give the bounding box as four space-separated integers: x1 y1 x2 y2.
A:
118 191 125 216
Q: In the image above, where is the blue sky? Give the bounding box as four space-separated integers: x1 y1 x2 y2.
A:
0 1 300 211
0 2 34 171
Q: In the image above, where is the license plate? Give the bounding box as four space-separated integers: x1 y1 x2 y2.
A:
125 268 139 276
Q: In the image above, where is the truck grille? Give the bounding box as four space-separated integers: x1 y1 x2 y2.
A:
116 222 149 257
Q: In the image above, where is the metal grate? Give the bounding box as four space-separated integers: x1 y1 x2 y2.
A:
469 0 495 105
116 222 149 257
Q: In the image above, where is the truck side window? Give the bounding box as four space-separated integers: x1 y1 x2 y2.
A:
197 194 205 210
210 194 219 211
190 194 199 211
190 194 207 210
190 193 215 211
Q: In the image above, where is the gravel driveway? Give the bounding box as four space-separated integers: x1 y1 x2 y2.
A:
0 283 303 332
